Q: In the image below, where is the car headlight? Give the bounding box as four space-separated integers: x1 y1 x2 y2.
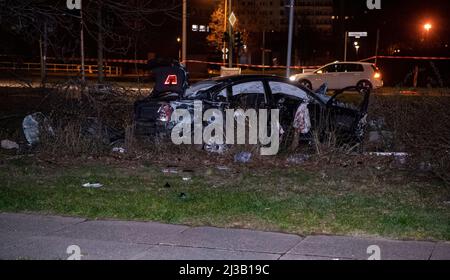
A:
289 76 296 82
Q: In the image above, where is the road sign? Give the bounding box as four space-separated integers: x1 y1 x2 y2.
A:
348 32 368 39
229 12 237 27
221 67 241 77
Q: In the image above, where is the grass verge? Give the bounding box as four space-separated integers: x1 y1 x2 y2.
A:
0 156 449 241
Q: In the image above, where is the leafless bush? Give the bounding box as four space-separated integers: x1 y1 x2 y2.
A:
369 92 450 183
34 80 138 157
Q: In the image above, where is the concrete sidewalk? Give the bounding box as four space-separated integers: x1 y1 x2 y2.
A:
0 213 449 260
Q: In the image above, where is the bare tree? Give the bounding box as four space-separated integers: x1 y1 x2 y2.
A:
82 0 181 83
0 0 78 85
0 0 181 83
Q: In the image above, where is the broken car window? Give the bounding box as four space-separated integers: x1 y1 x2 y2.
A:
269 82 309 101
184 81 217 98
232 81 265 96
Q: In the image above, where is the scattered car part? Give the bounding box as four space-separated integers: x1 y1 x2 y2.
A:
22 112 55 146
1 140 19 150
234 152 252 163
82 183 103 189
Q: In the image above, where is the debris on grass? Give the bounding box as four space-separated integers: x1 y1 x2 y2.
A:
217 166 231 171
287 154 311 165
112 147 126 154
1 140 19 150
234 152 252 163
22 112 55 146
162 168 179 174
369 152 409 165
82 183 103 189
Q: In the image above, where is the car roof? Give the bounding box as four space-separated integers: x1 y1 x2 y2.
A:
204 74 292 84
193 75 325 105
326 61 373 66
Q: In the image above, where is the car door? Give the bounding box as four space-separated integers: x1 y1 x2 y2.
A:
325 87 371 143
230 80 267 110
314 64 341 89
340 63 364 88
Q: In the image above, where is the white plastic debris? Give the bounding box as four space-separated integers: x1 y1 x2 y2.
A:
287 154 310 165
369 152 408 165
1 140 19 150
162 168 179 174
82 183 103 189
22 112 55 145
112 147 126 154
182 177 192 182
216 166 230 171
234 152 252 163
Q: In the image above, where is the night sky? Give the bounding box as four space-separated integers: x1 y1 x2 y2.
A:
358 0 450 42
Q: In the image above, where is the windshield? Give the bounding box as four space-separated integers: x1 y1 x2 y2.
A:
183 81 218 98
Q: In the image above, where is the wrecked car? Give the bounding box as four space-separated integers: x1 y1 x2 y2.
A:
134 62 371 152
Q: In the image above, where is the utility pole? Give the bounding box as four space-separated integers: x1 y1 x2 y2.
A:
375 28 380 65
80 0 85 82
228 0 233 68
66 0 84 81
344 31 348 61
223 0 228 64
286 0 295 78
262 30 265 74
182 0 187 65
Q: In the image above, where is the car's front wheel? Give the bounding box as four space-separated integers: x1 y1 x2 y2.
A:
299 79 312 90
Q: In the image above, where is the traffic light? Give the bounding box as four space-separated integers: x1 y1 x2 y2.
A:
234 31 244 49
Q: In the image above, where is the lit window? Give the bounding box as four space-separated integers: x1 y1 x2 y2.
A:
199 25 206 32
192 25 198 32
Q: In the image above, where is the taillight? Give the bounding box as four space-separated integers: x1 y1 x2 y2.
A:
157 104 173 122
374 72 381 79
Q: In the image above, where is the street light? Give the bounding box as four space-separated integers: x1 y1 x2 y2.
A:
177 37 182 61
422 22 433 47
66 0 85 82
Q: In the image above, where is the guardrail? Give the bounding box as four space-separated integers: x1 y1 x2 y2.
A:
0 62 122 76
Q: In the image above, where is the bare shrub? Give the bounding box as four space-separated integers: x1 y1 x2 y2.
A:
35 80 138 157
369 91 450 183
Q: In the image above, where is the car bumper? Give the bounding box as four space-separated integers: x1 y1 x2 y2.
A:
372 79 384 88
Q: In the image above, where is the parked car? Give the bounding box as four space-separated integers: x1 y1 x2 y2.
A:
290 61 383 92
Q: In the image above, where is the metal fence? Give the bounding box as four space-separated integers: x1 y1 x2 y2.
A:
0 62 122 76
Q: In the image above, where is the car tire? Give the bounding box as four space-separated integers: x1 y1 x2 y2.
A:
299 79 312 90
357 80 372 93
